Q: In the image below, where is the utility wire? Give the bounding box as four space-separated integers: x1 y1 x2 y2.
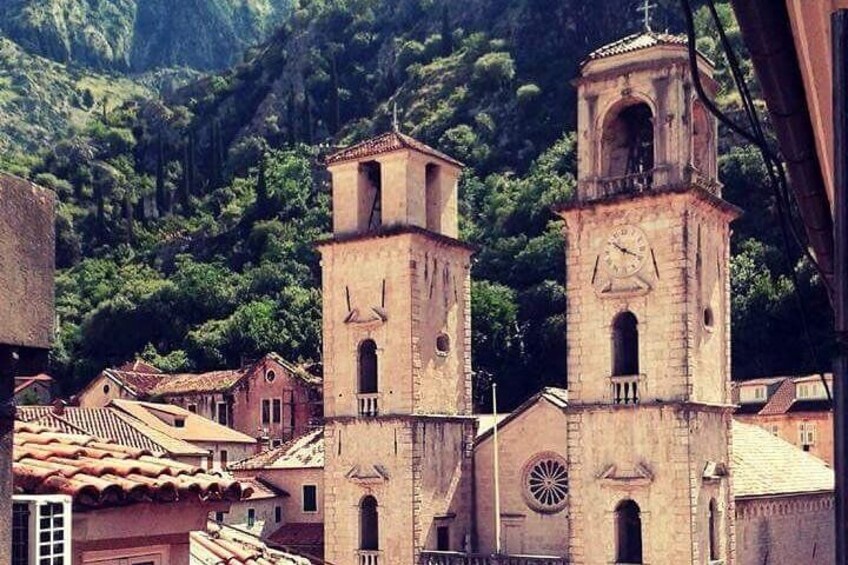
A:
680 0 831 401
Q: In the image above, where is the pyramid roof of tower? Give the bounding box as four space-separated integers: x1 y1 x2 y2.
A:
325 131 464 168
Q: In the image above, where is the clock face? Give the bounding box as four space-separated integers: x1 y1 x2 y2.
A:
603 225 649 278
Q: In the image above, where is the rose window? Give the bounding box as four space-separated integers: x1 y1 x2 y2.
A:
522 453 569 513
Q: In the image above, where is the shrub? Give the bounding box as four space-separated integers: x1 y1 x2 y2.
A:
473 52 515 88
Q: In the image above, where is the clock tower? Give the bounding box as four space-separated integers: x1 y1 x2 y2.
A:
319 132 476 565
555 33 740 565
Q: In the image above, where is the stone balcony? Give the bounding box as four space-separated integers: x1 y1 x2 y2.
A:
420 551 567 565
610 374 642 405
357 393 380 417
590 164 722 201
358 549 381 565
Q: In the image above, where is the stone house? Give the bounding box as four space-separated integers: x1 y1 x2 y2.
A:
13 373 53 405
77 353 323 445
733 374 833 465
230 428 325 559
11 420 250 565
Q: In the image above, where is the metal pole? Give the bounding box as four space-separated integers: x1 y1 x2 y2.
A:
0 347 18 564
834 9 848 565
492 384 502 555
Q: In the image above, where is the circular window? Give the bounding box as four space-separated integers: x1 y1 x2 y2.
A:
436 334 451 356
266 370 276 383
703 307 715 330
522 452 569 513
102 384 110 395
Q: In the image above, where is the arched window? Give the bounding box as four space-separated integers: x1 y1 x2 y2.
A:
601 101 654 187
692 101 713 176
615 499 643 564
360 495 379 550
612 311 639 377
358 340 378 394
708 498 719 560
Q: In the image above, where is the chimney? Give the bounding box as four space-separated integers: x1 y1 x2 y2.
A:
51 398 66 416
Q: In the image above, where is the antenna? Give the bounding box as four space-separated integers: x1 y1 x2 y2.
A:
637 0 657 32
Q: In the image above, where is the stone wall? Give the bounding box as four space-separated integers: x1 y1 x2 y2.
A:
735 494 834 565
474 399 569 556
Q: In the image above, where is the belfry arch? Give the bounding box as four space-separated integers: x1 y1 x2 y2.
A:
600 99 655 182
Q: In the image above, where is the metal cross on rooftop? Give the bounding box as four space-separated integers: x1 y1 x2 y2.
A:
637 0 658 32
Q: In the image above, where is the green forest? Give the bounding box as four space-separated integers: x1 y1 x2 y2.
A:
0 0 834 410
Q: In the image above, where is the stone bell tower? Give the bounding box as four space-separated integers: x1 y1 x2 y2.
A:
319 132 476 565
555 33 740 565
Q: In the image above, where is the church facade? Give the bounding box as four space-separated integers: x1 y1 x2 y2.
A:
317 31 834 565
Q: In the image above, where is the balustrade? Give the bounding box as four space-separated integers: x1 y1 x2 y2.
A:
358 393 380 417
610 374 641 405
420 551 567 565
358 550 381 565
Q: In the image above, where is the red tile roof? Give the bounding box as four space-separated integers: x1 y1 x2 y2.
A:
268 522 324 552
13 421 250 508
14 374 52 395
757 378 797 416
17 405 208 456
325 131 464 167
230 429 323 471
192 526 309 564
116 359 162 374
240 476 289 501
102 368 168 397
583 31 689 64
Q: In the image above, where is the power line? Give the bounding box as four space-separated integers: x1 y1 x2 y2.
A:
680 0 831 400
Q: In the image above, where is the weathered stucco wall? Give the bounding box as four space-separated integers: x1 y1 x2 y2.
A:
736 494 834 565
474 399 569 556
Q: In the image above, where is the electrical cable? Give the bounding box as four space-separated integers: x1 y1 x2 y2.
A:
680 0 832 401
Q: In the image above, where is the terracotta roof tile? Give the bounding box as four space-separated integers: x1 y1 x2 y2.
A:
17 405 208 456
110 399 256 444
239 476 289 500
14 374 52 395
13 420 250 508
758 378 797 416
325 131 464 167
230 429 323 470
268 522 324 552
192 526 310 565
116 359 162 374
102 368 169 397
583 31 689 64
732 420 833 498
152 368 248 396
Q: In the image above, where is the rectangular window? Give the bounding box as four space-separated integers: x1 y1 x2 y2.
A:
12 502 29 565
271 439 283 448
799 422 817 447
217 402 228 426
753 387 766 400
220 450 228 468
302 485 318 513
798 384 810 399
247 508 255 528
272 398 282 424
187 404 197 413
437 526 450 551
262 399 271 425
275 506 282 523
215 511 227 523
283 389 294 437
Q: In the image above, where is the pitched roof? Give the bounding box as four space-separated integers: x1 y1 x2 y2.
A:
14 374 52 395
191 526 310 565
325 131 464 167
268 522 325 551
583 31 689 64
16 405 208 457
475 387 568 445
110 399 256 444
230 429 323 471
757 378 797 416
239 476 289 501
265 353 322 387
151 368 248 396
731 420 833 498
13 421 250 508
116 359 162 374
101 368 169 397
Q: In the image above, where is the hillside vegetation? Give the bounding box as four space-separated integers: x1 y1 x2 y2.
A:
1 0 292 71
4 0 833 409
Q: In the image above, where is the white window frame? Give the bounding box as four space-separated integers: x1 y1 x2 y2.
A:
302 484 318 513
797 383 810 399
753 386 766 401
81 544 170 564
799 422 817 446
13 494 72 565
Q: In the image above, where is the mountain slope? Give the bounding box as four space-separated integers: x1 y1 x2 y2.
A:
1 0 291 71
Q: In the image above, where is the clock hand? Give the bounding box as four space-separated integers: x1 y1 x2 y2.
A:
612 242 640 257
